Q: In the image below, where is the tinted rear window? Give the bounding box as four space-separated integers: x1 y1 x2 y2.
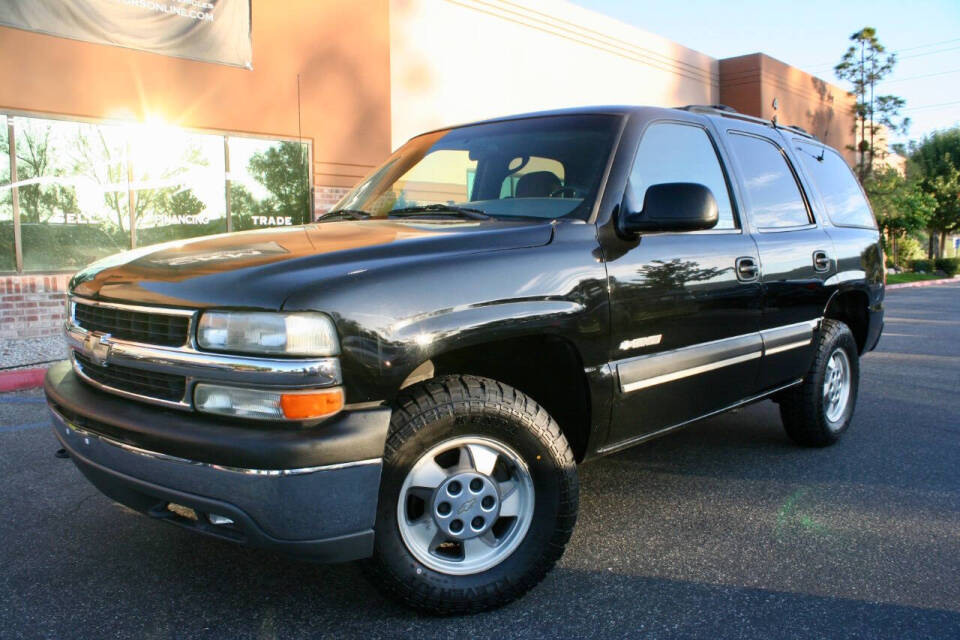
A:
726 133 812 229
795 141 877 229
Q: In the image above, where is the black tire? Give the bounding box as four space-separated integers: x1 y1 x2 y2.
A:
363 375 578 615
779 318 860 447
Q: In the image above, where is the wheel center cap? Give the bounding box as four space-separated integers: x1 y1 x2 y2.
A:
432 472 500 539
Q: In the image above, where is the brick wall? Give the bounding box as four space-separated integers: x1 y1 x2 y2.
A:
1 275 71 340
314 185 351 217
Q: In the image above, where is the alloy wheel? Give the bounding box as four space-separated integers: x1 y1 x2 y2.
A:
396 436 535 575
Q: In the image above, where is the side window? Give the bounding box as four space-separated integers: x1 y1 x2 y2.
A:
795 141 877 228
726 133 812 229
628 122 737 229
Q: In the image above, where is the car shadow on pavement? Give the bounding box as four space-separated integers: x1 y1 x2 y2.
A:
14 517 959 640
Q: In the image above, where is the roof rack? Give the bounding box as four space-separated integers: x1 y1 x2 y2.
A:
782 124 819 141
677 104 740 114
677 104 773 127
677 104 820 141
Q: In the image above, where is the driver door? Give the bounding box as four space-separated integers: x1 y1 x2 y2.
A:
602 119 763 449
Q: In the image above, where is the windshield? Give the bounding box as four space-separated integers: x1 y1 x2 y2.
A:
328 115 620 221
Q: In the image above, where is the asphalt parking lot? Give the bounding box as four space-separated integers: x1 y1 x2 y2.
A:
1 284 958 639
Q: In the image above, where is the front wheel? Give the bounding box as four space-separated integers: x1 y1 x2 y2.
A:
363 375 578 615
779 318 860 446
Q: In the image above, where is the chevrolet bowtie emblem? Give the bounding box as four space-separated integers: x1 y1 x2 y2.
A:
456 498 476 515
84 332 112 366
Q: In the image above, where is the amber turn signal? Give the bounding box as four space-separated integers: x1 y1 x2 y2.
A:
194 384 345 421
280 388 344 420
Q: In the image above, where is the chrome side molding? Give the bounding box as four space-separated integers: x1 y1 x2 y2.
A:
759 319 819 356
616 319 820 394
618 332 762 393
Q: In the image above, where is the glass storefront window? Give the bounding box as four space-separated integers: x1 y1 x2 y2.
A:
131 126 227 247
0 115 13 271
0 112 311 273
17 117 129 272
228 137 311 231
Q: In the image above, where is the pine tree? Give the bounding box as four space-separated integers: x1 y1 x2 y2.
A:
835 28 909 179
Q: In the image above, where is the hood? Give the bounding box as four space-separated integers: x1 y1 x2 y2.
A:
70 218 555 309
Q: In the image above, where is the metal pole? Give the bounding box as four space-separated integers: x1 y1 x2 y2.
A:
224 136 232 233
8 119 22 272
126 139 136 249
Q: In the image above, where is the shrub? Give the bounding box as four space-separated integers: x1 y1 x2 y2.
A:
896 236 924 265
935 257 960 276
910 259 933 273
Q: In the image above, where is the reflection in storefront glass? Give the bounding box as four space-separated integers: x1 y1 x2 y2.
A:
132 125 227 246
228 137 310 231
0 115 13 271
16 117 129 272
0 113 312 273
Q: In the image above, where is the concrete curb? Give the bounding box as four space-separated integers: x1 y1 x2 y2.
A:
0 368 48 393
887 277 959 291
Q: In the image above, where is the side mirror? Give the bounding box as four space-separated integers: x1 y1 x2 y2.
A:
620 182 719 234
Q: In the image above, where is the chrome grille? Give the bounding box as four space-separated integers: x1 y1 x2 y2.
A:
73 300 191 347
74 352 187 403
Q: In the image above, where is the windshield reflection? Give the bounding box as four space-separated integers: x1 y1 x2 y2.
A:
325 115 620 222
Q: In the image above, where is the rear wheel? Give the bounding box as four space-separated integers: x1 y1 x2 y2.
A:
363 375 578 614
779 318 860 446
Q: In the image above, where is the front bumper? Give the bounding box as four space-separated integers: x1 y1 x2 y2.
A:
45 362 391 562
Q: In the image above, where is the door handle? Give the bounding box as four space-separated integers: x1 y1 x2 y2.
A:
813 250 831 272
735 256 760 282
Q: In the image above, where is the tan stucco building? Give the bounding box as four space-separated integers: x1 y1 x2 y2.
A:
0 0 855 339
719 53 857 165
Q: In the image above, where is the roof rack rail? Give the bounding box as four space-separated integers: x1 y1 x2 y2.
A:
677 104 821 142
676 104 773 127
677 104 740 114
782 124 819 141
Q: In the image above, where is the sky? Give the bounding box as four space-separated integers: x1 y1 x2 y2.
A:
575 0 960 146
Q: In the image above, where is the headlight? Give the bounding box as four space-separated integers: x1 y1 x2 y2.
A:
197 311 339 356
194 383 344 421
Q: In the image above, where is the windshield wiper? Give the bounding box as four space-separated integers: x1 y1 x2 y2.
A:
317 209 371 221
388 204 491 220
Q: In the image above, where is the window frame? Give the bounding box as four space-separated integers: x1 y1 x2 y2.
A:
624 119 744 235
725 130 818 234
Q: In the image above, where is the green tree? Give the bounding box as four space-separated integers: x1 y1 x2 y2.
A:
247 141 310 224
835 28 909 179
157 189 205 217
130 145 209 228
862 167 935 266
72 126 129 231
11 122 78 223
910 128 960 258
227 183 266 231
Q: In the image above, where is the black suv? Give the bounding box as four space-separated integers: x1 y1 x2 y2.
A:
46 105 884 614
